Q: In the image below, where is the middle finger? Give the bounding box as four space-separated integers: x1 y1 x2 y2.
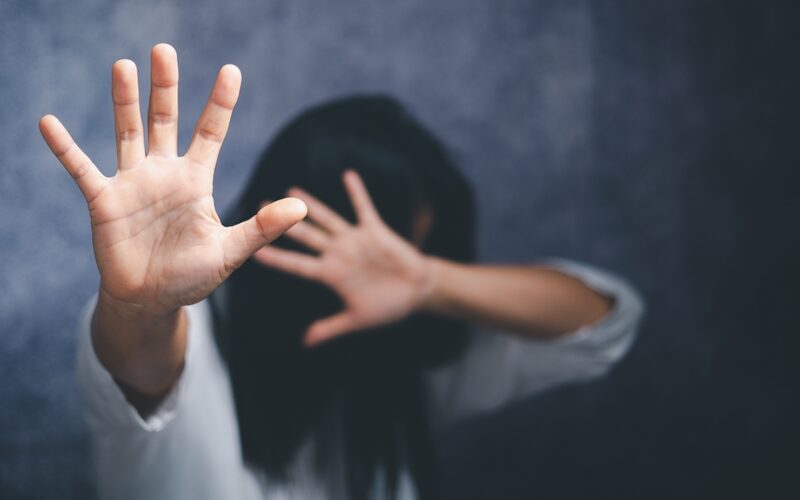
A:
147 43 179 157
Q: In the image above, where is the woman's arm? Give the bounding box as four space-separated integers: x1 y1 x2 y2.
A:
254 169 615 345
424 258 644 425
90 290 188 413
40 44 306 412
422 259 613 340
76 297 257 500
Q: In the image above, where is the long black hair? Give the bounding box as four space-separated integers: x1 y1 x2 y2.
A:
211 95 475 500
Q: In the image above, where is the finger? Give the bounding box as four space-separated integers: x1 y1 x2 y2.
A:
39 115 108 203
283 220 330 252
287 187 350 234
222 197 307 273
304 312 360 346
147 43 179 156
112 59 145 170
186 64 241 168
253 246 321 280
343 169 380 224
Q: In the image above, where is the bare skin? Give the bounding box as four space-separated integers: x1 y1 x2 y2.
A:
39 44 307 404
255 170 613 347
40 44 611 415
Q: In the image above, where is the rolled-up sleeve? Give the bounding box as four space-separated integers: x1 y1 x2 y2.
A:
535 257 646 368
426 258 645 427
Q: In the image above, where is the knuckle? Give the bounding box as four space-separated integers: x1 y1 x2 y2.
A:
71 162 92 179
118 128 142 142
56 141 77 159
197 127 223 144
150 112 177 126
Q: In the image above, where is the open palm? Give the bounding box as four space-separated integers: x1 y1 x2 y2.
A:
254 170 433 346
40 44 306 314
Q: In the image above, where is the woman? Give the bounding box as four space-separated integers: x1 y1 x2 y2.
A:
40 44 644 500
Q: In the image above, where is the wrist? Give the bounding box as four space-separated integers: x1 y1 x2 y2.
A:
93 287 187 397
97 287 180 326
417 256 446 313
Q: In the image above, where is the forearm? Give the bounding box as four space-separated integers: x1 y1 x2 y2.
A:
421 258 613 339
91 288 188 410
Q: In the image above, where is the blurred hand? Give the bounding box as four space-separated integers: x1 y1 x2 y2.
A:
254 170 434 346
40 44 307 317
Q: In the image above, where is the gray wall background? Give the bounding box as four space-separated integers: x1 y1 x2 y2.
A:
0 0 796 498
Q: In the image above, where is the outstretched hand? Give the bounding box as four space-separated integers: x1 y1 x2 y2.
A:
40 44 307 316
254 170 435 346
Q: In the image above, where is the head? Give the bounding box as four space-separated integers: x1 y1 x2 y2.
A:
212 95 475 500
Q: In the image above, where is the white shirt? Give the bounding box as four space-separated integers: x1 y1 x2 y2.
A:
76 259 644 500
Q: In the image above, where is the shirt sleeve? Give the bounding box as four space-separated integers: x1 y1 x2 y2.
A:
75 296 259 500
425 258 645 428
75 295 188 432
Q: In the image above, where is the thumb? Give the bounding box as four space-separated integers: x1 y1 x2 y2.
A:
304 312 361 347
223 197 307 272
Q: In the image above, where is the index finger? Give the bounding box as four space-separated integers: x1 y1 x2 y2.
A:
286 187 350 234
186 64 241 168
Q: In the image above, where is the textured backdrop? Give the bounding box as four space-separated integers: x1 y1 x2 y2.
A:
0 0 797 498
